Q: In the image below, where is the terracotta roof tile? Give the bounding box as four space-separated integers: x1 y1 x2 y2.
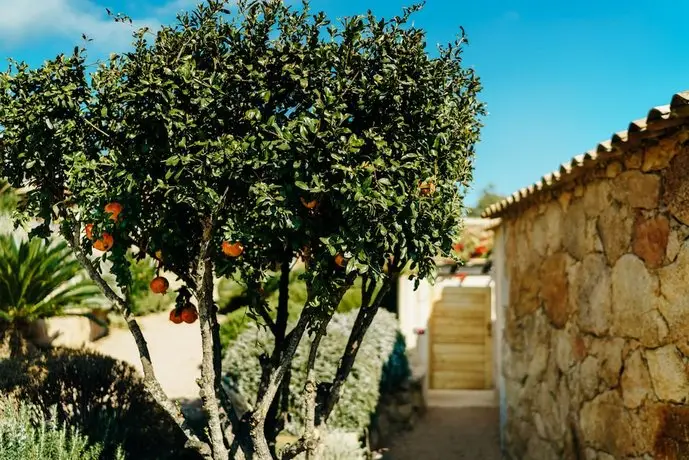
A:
482 90 689 218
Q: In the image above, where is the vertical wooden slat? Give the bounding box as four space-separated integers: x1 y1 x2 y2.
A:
429 285 493 390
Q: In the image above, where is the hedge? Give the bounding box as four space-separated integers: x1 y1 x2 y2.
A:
0 348 198 460
222 308 410 435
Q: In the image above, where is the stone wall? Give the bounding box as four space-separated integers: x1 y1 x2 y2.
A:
369 375 425 452
502 130 689 459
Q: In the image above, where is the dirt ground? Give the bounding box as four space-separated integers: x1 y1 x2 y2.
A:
383 406 502 460
88 311 205 400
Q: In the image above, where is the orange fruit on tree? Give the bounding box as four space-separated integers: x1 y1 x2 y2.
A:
300 245 311 262
300 197 319 209
104 202 123 222
334 253 347 268
222 241 244 257
180 305 198 324
169 309 183 324
92 233 114 252
150 276 170 294
419 181 436 196
84 223 94 240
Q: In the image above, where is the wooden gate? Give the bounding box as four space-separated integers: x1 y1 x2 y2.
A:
429 286 493 390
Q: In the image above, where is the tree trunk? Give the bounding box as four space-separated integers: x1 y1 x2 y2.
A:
0 323 35 358
198 257 229 459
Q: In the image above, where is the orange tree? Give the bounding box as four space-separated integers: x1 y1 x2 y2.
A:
0 1 482 458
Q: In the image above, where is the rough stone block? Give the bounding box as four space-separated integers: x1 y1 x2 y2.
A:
611 254 665 347
540 252 572 328
621 349 652 409
611 170 660 209
659 241 689 342
642 137 679 172
579 390 662 457
598 203 634 265
662 146 689 225
646 345 689 403
632 214 670 269
571 254 612 335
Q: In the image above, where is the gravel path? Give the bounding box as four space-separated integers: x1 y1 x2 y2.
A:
384 406 502 460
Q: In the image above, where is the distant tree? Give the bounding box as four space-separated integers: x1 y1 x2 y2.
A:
466 183 504 217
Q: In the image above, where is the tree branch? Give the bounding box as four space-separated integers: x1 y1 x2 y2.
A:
253 311 311 420
256 302 278 336
275 251 291 344
281 277 355 460
120 232 198 290
61 221 212 458
193 186 232 458
276 313 333 460
303 314 331 460
197 254 229 459
278 315 330 460
265 248 293 449
219 381 250 459
319 276 393 423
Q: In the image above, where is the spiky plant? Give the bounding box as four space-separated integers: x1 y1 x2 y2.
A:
0 234 105 355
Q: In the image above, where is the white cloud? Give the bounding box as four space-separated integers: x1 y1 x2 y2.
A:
0 0 159 53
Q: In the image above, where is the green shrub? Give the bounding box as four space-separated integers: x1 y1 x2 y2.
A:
284 429 367 460
128 255 175 316
0 347 199 460
223 308 410 435
0 396 123 460
218 307 252 350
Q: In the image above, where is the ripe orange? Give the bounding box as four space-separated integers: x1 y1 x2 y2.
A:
300 246 311 262
419 181 436 196
104 202 123 222
300 197 319 209
84 223 94 240
222 241 244 257
150 276 170 294
334 253 347 268
92 233 114 252
169 309 183 324
180 305 198 324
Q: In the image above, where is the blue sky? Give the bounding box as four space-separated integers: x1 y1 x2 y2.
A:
1 0 688 207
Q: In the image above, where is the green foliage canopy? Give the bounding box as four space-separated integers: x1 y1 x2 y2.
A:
0 0 482 301
0 1 483 457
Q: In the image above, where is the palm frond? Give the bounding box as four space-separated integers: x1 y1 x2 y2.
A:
0 233 107 323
